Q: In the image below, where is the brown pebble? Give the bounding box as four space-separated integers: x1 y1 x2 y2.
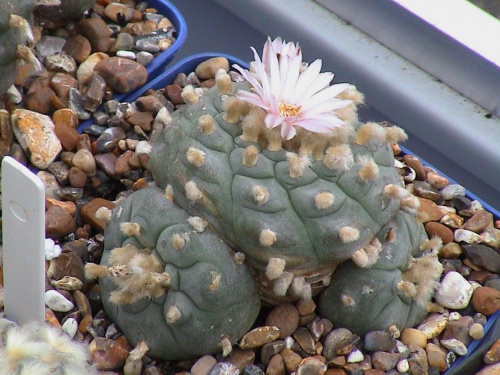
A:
266 354 286 375
265 304 299 339
45 308 61 328
472 287 500 315
50 73 78 101
226 349 255 372
403 155 426 180
190 355 217 375
425 343 448 372
68 166 88 188
24 86 56 115
424 221 454 243
114 150 134 176
239 326 280 349
89 337 129 370
78 18 112 53
126 111 153 132
52 108 79 128
95 57 148 94
195 57 229 80
293 327 316 355
47 251 85 282
463 210 493 233
55 122 79 151
79 314 92 335
63 35 92 64
45 205 77 239
296 357 327 375
371 351 400 372
280 348 302 373
165 84 185 104
417 197 444 222
483 338 500 364
439 242 463 259
80 198 116 232
296 298 316 316
400 328 428 348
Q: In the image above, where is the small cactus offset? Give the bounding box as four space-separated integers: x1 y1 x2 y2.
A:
93 37 443 360
87 186 261 360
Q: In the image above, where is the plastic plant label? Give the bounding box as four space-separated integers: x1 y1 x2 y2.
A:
2 156 45 323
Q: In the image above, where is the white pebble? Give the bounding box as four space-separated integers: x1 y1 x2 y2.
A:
347 348 364 363
396 359 410 373
454 229 482 244
116 50 136 60
440 338 468 356
62 317 78 338
44 238 62 261
435 271 473 309
45 290 74 312
135 140 152 155
449 311 462 321
440 184 466 200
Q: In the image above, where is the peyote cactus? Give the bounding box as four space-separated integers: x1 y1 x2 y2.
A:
90 37 444 360
88 186 261 360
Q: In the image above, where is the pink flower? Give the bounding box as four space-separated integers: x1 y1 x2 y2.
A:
234 37 352 140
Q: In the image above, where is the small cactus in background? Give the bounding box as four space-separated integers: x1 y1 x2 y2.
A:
92 37 443 360
0 318 97 375
0 0 95 98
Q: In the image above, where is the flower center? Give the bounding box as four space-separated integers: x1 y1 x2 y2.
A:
279 102 301 117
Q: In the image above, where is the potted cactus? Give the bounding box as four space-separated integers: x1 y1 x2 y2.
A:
85 37 449 360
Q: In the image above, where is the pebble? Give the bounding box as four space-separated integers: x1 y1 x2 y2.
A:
72 148 97 176
55 122 80 151
78 18 112 53
191 355 218 375
417 197 444 222
441 184 466 200
266 354 285 375
265 304 299 339
439 242 463 259
400 328 428 348
435 271 474 309
416 313 448 339
442 315 473 345
195 57 230 80
208 362 239 375
483 339 500 364
62 317 78 339
424 221 454 243
476 363 500 375
239 326 280 349
469 322 485 340
45 205 77 239
46 251 85 282
280 348 302 372
63 35 92 64
371 351 401 372
440 338 468 356
472 286 500 315
463 244 500 273
425 343 448 372
227 349 255 372
76 52 110 86
89 337 129 370
363 330 396 351
11 109 62 169
463 210 493 232
296 357 327 375
45 289 74 312
94 57 148 94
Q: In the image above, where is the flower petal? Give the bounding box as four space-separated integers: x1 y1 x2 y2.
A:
301 83 351 112
301 99 353 117
296 115 344 133
265 113 284 129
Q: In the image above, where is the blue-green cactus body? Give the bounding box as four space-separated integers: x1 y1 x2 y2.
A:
147 80 437 335
100 187 261 360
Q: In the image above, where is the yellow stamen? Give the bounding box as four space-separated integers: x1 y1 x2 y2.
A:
279 102 301 117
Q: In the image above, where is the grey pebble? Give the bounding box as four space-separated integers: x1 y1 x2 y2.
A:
209 362 239 375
